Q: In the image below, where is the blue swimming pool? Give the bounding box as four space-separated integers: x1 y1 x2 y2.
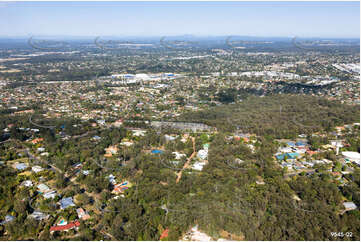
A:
151 149 164 154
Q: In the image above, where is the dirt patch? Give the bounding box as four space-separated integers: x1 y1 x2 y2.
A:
220 230 245 240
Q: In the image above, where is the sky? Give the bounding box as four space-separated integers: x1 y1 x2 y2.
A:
0 1 360 38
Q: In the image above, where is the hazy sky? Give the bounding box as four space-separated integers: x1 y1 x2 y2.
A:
0 1 360 38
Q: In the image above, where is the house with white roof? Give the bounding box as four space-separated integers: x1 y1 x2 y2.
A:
197 149 208 160
21 180 33 187
32 165 44 173
343 202 357 211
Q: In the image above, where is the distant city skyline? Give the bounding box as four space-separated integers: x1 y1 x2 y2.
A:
0 1 360 38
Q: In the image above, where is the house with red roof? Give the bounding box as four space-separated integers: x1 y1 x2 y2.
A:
160 228 169 240
49 220 80 233
306 150 318 156
30 138 44 145
111 181 131 194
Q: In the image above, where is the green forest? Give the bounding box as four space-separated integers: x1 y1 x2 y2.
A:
0 94 359 241
178 94 360 139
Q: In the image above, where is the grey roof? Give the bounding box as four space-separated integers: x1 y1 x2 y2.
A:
343 202 357 210
37 183 50 192
16 163 28 170
0 215 15 225
60 197 75 209
29 211 49 221
5 215 15 222
43 190 57 199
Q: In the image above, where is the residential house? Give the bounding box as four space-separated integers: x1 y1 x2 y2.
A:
43 190 57 199
30 138 44 145
335 126 345 134
112 119 123 127
0 215 15 225
286 141 296 147
132 129 146 137
197 149 208 160
96 119 106 126
82 170 90 176
276 153 299 160
343 202 357 211
247 144 255 152
21 180 33 187
40 152 49 157
164 134 178 142
108 174 116 184
50 220 80 233
92 135 101 141
306 150 318 156
112 181 130 194
192 161 207 171
32 165 44 173
76 208 90 220
104 145 118 157
295 141 307 147
279 147 293 153
60 197 75 209
160 228 169 240
234 158 244 164
330 140 343 147
29 211 49 221
15 163 28 170
172 152 186 160
37 184 50 193
342 151 360 165
120 139 134 147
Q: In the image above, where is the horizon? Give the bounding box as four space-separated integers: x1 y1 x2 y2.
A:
0 35 360 40
0 1 360 38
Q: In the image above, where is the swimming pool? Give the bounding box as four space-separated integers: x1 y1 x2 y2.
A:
151 149 164 154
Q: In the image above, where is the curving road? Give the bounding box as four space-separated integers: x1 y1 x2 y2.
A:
29 114 56 129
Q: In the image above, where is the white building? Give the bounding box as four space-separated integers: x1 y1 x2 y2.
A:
343 202 357 211
132 129 146 137
192 161 206 171
279 147 293 153
21 180 33 187
32 165 44 173
37 184 50 193
29 210 49 221
165 134 178 142
197 149 208 160
342 151 360 165
43 190 57 199
172 152 186 160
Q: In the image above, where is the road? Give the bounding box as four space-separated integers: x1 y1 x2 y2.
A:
29 114 55 129
0 138 12 144
71 130 97 139
24 148 63 174
176 136 196 184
